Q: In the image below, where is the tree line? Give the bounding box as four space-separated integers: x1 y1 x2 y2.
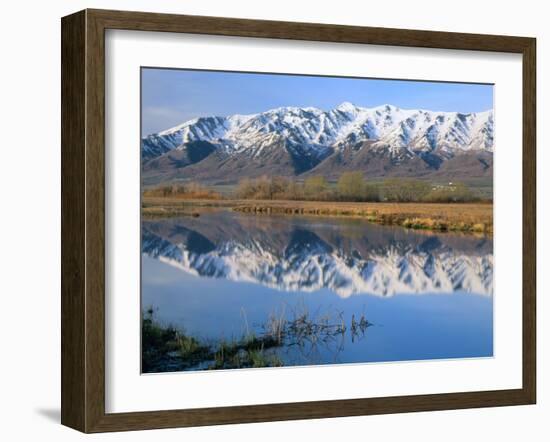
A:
235 172 480 203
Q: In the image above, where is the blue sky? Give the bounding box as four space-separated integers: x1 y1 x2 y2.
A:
141 68 493 136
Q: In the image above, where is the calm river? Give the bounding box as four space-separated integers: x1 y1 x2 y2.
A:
141 210 493 372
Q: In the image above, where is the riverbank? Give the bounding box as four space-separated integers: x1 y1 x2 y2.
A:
142 304 372 372
142 197 493 234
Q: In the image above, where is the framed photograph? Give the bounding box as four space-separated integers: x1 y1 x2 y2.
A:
61 9 536 432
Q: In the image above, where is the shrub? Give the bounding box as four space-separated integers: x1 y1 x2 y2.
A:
382 179 431 202
423 182 479 203
337 172 365 201
363 184 382 202
143 182 221 200
304 175 330 200
234 175 480 203
236 176 302 200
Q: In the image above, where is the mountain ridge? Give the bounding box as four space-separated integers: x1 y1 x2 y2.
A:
142 102 494 184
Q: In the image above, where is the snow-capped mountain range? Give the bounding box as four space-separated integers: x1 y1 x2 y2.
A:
141 102 494 184
142 216 493 298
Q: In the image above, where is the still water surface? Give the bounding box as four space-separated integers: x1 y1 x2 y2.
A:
142 211 493 371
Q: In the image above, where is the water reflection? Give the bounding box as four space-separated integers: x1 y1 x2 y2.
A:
141 211 493 372
142 211 493 298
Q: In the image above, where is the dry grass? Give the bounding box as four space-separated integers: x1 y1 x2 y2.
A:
142 196 230 218
231 200 493 234
142 197 493 234
143 183 222 200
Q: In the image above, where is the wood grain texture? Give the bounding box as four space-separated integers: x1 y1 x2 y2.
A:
61 8 537 433
89 8 533 52
61 10 86 432
84 9 107 433
522 38 536 403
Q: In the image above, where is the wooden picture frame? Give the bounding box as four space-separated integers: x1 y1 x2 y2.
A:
61 8 536 433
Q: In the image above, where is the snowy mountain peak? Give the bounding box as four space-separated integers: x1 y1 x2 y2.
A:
141 103 494 180
335 101 359 113
374 103 398 112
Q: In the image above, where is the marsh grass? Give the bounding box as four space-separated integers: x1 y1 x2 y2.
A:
142 308 283 372
231 201 493 234
211 335 283 370
141 307 212 372
142 304 374 373
142 195 492 234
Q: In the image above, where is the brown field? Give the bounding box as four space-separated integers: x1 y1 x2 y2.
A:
142 197 493 234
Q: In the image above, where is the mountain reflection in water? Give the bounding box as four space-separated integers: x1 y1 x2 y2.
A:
142 211 493 298
141 211 493 372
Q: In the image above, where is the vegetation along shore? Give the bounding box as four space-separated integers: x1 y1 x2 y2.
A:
142 174 493 234
143 304 372 372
